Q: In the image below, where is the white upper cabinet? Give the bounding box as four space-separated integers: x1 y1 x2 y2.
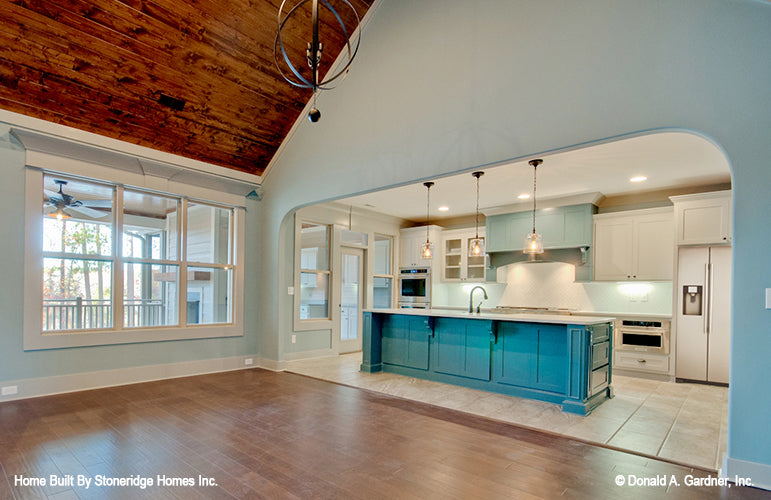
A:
593 207 674 281
670 191 731 246
441 228 487 282
399 226 442 268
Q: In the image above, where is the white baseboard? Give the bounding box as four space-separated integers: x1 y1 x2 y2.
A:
0 355 260 403
722 456 771 491
282 348 337 362
255 357 287 371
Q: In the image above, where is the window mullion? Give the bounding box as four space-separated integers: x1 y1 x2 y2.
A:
179 198 188 327
113 185 124 331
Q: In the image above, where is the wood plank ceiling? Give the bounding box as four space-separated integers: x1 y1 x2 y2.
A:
0 0 373 176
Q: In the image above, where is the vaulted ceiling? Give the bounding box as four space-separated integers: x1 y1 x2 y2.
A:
0 0 373 176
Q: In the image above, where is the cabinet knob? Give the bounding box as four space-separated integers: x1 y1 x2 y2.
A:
722 237 727 241
633 275 637 279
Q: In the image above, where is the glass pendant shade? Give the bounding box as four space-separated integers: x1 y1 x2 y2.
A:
523 232 544 254
420 241 434 259
469 237 485 256
421 181 435 260
523 159 544 255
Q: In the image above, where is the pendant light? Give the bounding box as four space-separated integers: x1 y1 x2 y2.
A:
469 171 485 256
523 159 544 254
48 206 71 221
420 182 435 259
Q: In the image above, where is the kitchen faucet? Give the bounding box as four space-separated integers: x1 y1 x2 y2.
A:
468 286 488 314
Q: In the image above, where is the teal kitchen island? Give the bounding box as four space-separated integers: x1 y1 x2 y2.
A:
361 309 614 415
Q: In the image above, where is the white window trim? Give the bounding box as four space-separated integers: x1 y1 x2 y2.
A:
372 233 395 309
293 217 334 331
24 168 246 350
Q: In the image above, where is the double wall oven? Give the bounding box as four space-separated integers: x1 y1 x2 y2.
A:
399 267 430 309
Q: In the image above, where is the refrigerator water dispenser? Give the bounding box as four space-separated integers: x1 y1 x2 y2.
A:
683 285 703 315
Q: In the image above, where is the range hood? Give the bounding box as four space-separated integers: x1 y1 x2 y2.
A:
488 247 593 281
484 202 597 282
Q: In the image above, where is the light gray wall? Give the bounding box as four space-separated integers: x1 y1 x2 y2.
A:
258 0 771 476
0 127 261 382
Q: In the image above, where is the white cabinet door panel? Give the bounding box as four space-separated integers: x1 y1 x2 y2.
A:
594 220 633 280
635 217 674 280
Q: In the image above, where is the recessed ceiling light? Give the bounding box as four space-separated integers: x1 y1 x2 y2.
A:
517 193 530 199
438 206 450 212
630 176 648 183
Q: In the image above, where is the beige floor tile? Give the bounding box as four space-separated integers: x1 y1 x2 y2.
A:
619 416 674 440
564 415 627 444
659 431 718 469
456 392 520 416
608 428 665 456
588 396 642 420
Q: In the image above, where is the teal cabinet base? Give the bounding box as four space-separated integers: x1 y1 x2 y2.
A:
562 387 614 415
360 361 382 373
362 312 613 415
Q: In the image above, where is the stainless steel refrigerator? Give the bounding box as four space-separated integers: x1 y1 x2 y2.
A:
675 246 731 384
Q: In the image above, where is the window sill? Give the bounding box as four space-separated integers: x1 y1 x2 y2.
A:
24 324 244 351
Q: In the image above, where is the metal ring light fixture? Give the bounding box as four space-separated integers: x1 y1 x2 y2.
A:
275 0 361 122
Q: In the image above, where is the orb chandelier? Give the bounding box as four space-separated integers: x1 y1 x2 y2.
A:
274 0 361 123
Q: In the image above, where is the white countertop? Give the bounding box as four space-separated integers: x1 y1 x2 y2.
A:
572 311 672 320
365 308 615 326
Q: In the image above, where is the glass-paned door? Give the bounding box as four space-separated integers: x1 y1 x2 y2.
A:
339 247 364 353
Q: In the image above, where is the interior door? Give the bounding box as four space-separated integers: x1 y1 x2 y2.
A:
676 246 709 380
339 247 364 354
707 246 731 384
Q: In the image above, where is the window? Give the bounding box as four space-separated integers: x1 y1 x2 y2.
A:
26 171 244 349
298 221 331 320
372 234 394 309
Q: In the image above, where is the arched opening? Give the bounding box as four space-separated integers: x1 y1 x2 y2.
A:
278 129 734 470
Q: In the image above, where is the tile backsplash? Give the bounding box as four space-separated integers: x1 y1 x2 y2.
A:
433 262 672 316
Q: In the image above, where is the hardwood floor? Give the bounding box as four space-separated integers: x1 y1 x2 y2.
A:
0 369 765 499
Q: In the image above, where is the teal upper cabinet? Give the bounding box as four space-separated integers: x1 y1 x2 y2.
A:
486 204 595 253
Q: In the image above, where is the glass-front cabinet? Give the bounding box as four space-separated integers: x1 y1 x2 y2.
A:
441 228 487 282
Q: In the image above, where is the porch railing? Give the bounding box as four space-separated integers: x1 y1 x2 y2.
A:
42 299 165 330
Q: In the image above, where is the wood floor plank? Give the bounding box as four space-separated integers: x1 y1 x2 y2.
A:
0 368 767 500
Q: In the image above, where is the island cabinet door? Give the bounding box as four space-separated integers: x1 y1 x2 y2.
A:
493 322 568 394
432 318 493 381
381 315 431 370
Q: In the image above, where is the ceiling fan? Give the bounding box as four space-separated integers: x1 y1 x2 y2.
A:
44 180 112 220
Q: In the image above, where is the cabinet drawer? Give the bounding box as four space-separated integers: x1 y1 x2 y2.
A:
590 365 609 397
592 341 610 370
589 323 611 344
614 351 669 374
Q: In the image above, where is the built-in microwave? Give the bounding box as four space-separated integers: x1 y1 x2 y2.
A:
399 267 430 305
615 320 671 354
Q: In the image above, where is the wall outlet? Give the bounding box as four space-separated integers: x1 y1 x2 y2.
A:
766 288 771 309
244 358 253 366
1 386 18 396
291 334 297 344
288 286 294 295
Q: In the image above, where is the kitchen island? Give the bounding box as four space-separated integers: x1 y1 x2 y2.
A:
361 309 614 415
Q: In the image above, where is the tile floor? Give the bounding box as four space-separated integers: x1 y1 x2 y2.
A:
285 353 728 471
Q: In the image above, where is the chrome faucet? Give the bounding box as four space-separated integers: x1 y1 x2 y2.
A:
468 286 488 314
